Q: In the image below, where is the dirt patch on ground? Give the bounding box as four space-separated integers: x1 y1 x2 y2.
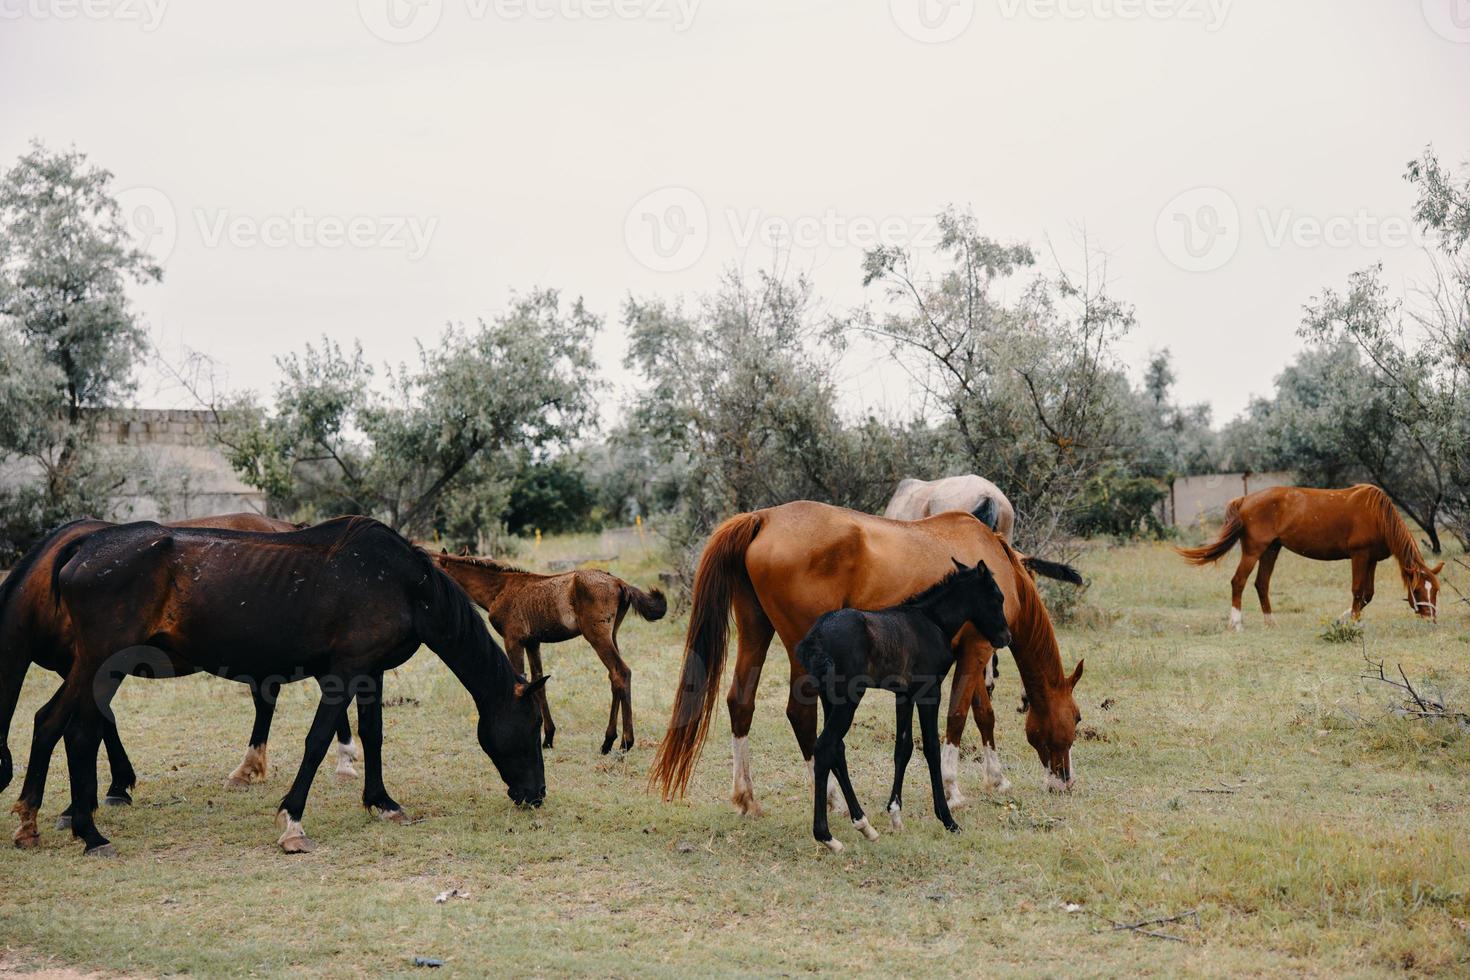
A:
0 950 151 980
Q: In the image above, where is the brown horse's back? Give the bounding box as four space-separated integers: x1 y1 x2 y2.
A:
1236 485 1389 561
743 501 1024 651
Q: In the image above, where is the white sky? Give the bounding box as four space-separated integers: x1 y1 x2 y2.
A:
3 0 1468 429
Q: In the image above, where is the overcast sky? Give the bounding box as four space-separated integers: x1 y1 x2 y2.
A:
3 0 1468 428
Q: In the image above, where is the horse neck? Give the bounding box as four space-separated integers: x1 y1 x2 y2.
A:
439 557 513 603
422 569 517 710
1374 495 1429 581
1006 576 1068 707
914 589 972 642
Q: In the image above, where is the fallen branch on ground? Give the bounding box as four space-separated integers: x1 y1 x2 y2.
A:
1360 649 1470 729
1088 908 1200 942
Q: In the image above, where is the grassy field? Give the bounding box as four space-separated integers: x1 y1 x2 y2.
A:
1 530 1468 977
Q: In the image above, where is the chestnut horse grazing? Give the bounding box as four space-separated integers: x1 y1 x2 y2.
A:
1177 484 1443 631
13 517 546 856
0 515 358 825
797 560 1012 852
649 501 1085 817
434 553 666 754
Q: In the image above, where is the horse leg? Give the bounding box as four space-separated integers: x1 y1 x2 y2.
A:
811 697 858 853
0 647 31 796
941 645 984 810
1228 545 1262 632
356 671 404 821
276 673 354 853
832 735 877 843
228 677 280 787
726 593 773 817
12 683 72 848
886 694 915 831
586 628 633 756
1350 556 1378 620
61 668 124 856
523 642 555 749
970 659 1011 794
1254 542 1282 628
99 716 137 806
919 697 960 832
805 669 846 816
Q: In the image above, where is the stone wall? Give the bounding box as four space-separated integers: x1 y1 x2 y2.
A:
1162 471 1296 528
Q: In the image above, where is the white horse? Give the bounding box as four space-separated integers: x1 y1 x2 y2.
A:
883 475 1016 543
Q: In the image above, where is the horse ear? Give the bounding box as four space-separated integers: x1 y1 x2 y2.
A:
440 547 448 555
1067 659 1084 689
1430 561 1445 575
516 675 550 699
952 556 966 571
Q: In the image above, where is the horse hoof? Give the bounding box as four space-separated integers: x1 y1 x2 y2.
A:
103 793 132 807
543 736 555 749
820 837 844 854
600 737 615 755
853 817 879 842
13 829 39 849
84 842 117 857
55 814 72 830
225 775 253 789
945 822 962 834
946 794 968 811
279 833 315 854
377 808 408 824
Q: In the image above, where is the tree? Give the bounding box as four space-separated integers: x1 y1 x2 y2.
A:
218 289 600 543
0 141 160 557
855 209 1147 551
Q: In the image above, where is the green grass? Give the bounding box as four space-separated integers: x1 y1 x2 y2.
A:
2 538 1468 976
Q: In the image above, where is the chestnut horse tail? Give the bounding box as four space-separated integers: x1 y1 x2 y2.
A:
649 511 764 800
1176 497 1245 565
621 582 668 622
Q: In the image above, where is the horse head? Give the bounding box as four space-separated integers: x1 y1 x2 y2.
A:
1025 659 1084 792
1407 561 1444 621
480 674 550 807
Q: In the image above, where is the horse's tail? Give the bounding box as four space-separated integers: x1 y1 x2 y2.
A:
1021 556 1084 585
621 582 667 622
972 497 999 532
49 536 88 608
649 512 764 801
1176 498 1245 565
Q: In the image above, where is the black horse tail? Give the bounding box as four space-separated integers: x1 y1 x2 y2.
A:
972 497 999 532
49 536 89 609
1021 555 1085 586
621 582 667 622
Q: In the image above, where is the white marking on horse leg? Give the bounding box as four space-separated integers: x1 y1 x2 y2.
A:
822 837 844 854
852 815 879 842
887 800 904 831
941 742 967 809
981 745 1012 794
984 655 997 695
1228 607 1243 632
342 736 361 762
730 736 760 816
1262 612 1276 628
226 743 268 787
275 810 315 853
334 739 359 778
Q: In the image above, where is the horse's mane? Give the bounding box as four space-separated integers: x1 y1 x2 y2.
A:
1362 485 1429 582
994 537 1068 689
436 552 530 575
896 564 973 608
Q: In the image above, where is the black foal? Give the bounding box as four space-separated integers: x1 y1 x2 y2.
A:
795 559 1012 853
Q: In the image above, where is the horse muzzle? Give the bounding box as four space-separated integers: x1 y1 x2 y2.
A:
509 786 546 809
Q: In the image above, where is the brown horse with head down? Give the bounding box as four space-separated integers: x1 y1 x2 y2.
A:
1177 484 1443 631
649 500 1085 817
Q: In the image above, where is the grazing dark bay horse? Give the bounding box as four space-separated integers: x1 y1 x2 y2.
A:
797 560 1012 853
883 475 1016 543
0 515 359 825
12 517 546 856
1178 484 1443 631
435 553 666 754
649 500 1085 817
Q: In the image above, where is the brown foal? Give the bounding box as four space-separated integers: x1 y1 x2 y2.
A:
434 553 666 754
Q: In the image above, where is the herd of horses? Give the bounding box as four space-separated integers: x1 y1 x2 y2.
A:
0 475 1445 856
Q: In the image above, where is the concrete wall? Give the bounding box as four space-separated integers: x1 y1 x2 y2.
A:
1162 471 1295 527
